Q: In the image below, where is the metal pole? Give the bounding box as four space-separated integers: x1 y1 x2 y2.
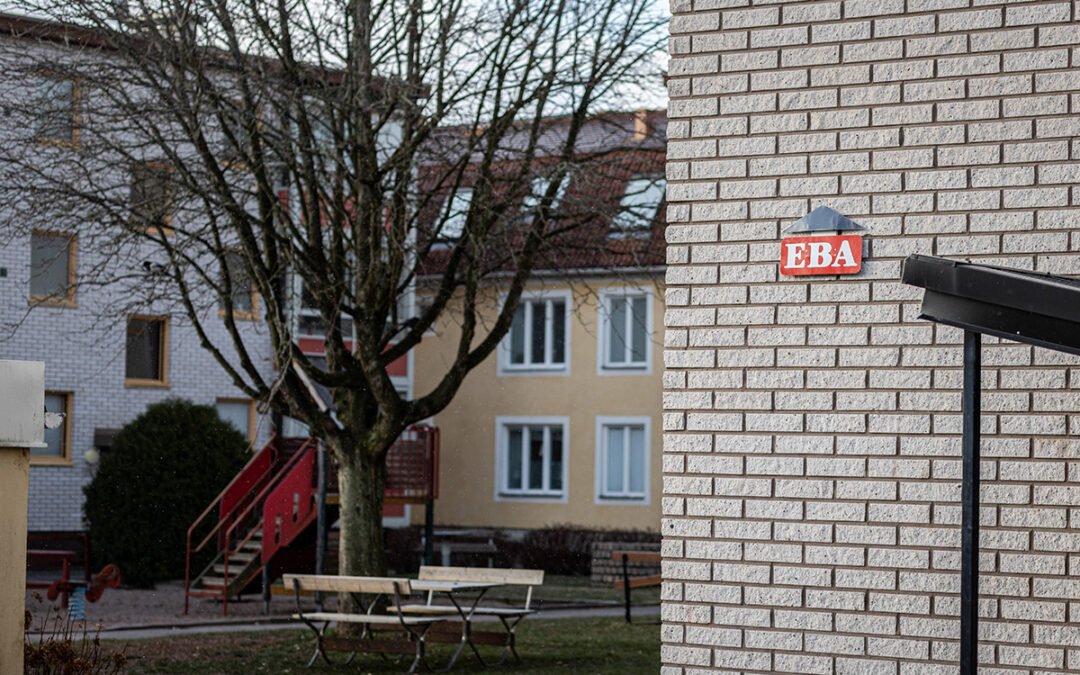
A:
961 330 981 674
622 553 632 624
315 440 327 611
424 499 435 566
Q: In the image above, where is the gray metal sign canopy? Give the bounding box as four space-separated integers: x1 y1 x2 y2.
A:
902 254 1080 674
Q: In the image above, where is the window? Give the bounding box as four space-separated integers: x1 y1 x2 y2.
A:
295 279 354 342
440 188 472 240
596 417 650 503
598 289 652 373
611 177 665 234
496 417 568 500
521 174 570 221
129 162 173 233
218 252 259 320
125 316 169 386
501 290 571 373
29 231 76 306
34 76 78 146
216 398 255 441
32 392 72 465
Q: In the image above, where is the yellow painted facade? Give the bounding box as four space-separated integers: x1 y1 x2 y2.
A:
412 278 663 532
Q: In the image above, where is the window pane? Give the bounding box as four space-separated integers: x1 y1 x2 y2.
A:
282 416 309 438
507 427 523 490
130 163 171 227
612 177 665 232
36 78 75 142
549 426 563 491
33 394 66 458
630 296 648 363
510 304 526 364
608 297 627 363
527 426 544 490
629 426 645 494
530 301 546 365
216 400 251 438
30 233 71 299
605 426 624 494
551 301 565 364
220 253 253 313
126 318 163 380
442 189 471 239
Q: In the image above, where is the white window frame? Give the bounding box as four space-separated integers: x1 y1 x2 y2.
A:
498 289 572 376
494 416 569 503
595 416 651 505
597 287 653 375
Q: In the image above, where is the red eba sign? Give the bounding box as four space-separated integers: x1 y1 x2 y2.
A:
780 234 863 276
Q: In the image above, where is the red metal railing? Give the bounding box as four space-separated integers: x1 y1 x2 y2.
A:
386 425 439 502
184 435 276 614
220 438 316 615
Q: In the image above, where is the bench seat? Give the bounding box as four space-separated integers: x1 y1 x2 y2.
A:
293 611 458 625
398 603 537 617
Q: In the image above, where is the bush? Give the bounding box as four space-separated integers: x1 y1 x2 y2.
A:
515 525 659 576
83 398 249 588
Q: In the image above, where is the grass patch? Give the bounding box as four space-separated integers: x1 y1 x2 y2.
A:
122 616 659 674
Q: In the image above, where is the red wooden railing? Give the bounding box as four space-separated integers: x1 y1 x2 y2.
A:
261 443 317 564
386 424 440 502
220 438 316 615
184 436 276 615
184 426 439 616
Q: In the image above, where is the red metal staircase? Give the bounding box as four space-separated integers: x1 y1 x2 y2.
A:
184 426 439 616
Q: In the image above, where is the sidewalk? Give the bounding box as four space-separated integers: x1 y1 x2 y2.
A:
26 578 659 642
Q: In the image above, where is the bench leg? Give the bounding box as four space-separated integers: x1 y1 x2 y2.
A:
495 615 526 665
302 620 334 668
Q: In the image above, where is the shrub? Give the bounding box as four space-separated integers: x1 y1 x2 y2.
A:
24 592 127 674
516 525 659 576
83 398 249 588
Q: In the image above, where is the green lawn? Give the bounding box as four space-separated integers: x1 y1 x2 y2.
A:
499 574 660 607
122 617 659 674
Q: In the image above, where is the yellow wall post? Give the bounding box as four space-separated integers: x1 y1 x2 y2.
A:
0 360 46 674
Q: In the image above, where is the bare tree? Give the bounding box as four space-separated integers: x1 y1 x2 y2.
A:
0 0 666 584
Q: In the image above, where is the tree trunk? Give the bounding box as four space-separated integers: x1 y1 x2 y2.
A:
336 447 388 615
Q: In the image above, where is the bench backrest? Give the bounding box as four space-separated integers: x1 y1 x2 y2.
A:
283 574 411 595
418 565 543 609
418 565 544 586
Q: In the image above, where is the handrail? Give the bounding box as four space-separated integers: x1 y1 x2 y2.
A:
220 438 316 616
184 434 276 615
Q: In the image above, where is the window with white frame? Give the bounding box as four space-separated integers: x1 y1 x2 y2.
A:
501 290 570 372
596 417 649 502
610 176 665 234
441 188 472 240
599 289 651 371
497 418 567 499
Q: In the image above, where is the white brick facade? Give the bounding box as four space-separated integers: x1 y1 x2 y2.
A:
663 1 1080 672
0 236 276 531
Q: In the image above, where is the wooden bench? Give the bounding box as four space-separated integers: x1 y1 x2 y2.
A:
400 565 545 665
611 551 661 624
283 574 459 674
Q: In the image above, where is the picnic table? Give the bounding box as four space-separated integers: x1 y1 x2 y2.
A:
285 566 543 673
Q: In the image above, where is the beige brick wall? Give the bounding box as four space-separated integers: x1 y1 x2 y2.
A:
662 1 1080 673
